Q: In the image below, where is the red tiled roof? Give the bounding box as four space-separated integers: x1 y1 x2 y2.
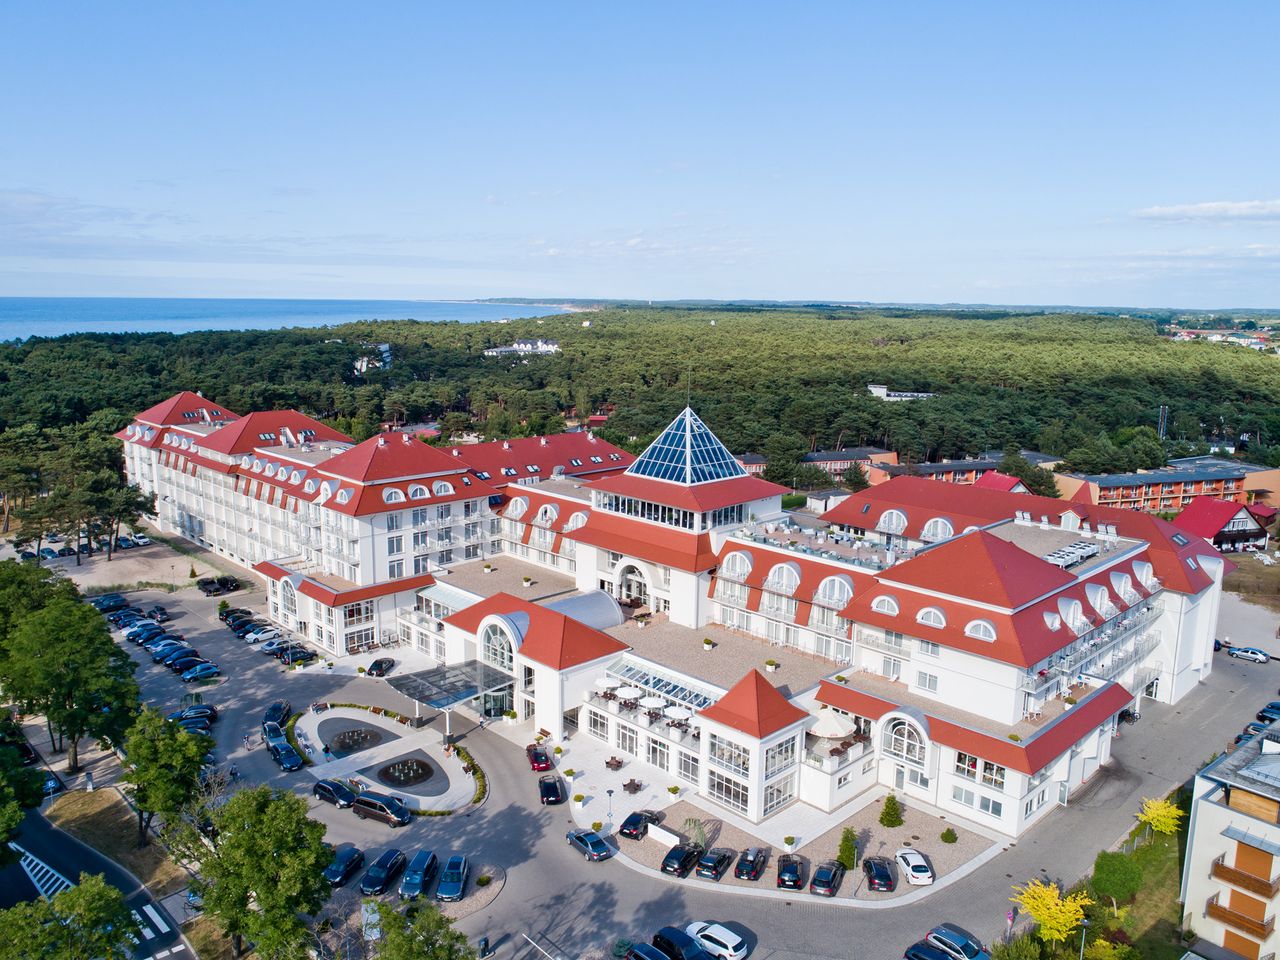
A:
1068 483 1095 505
567 511 720 573
200 411 351 456
973 471 1025 493
1250 503 1278 523
881 531 1077 609
320 432 471 483
443 593 628 670
134 391 239 427
698 669 809 739
587 472 788 512
252 561 435 606
447 433 634 488
1173 497 1253 540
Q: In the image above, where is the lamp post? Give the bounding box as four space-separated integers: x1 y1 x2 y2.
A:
1078 918 1090 960
606 788 614 821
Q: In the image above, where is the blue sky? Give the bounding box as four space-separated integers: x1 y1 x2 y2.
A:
2 3 1278 308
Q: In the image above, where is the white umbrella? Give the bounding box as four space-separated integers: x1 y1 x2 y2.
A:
639 695 665 708
594 677 621 690
810 709 856 740
663 705 693 720
616 686 644 699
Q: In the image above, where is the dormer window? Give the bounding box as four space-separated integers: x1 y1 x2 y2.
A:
590 456 603 464
502 467 518 477
916 607 946 629
432 481 455 496
568 458 583 467
965 619 997 641
383 488 406 503
336 488 353 505
409 484 429 499
871 595 899 616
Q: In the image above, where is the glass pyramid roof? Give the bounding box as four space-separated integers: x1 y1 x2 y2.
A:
626 407 747 485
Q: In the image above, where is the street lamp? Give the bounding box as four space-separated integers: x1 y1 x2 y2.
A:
1078 918 1091 960
606 788 614 820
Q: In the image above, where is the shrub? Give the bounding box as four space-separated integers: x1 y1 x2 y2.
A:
783 836 796 847
668 785 680 795
879 793 904 828
835 675 847 683
283 712 312 767
1008 733 1023 742
1064 696 1078 706
837 827 859 869
563 768 575 778
217 599 229 615
504 709 517 719
765 658 779 667
476 875 492 888
591 821 603 832
1091 851 1142 915
188 564 197 578
454 746 486 804
553 746 562 755
992 933 1042 960
357 666 366 674
940 827 958 844
573 794 585 803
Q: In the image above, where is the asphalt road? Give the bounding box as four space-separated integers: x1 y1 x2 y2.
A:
102 586 1280 960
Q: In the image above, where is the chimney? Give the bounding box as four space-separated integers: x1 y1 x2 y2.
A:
539 437 548 446
378 436 388 447
502 441 511 450
451 448 461 457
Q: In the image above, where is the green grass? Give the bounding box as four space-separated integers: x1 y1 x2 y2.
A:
1121 834 1186 960
781 493 807 509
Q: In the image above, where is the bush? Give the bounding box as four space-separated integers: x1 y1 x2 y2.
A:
783 836 796 847
357 666 366 674
591 821 603 832
835 675 847 683
1064 696 1078 706
765 658 779 667
1008 733 1023 742
553 746 562 755
504 709 517 720
879 793 904 828
668 785 680 795
476 875 492 887
1091 850 1142 915
573 794 585 803
563 768 575 778
940 827 958 844
217 599 229 615
188 564 197 579
992 933 1042 960
837 827 859 870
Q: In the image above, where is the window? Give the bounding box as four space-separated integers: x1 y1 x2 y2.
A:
881 656 902 681
764 563 800 595
719 551 752 582
877 509 908 534
481 623 513 672
964 619 997 642
413 555 430 575
588 710 609 741
708 734 750 777
871 595 899 616
764 737 798 779
815 575 854 609
568 458 583 467
837 771 852 788
921 517 953 542
763 775 795 815
438 548 453 565
915 671 938 693
980 796 1003 817
433 481 455 496
982 761 1006 790
882 719 925 765
916 607 946 628
412 530 429 550
436 504 452 522
616 725 638 755
953 785 975 807
908 768 930 789
707 770 749 814
955 752 979 780
344 600 374 627
412 507 429 527
564 511 588 533
647 738 669 770
388 559 404 579
534 503 559 527
383 488 406 503
917 639 940 657
387 535 403 554
678 752 700 784
862 756 877 774
1025 789 1048 817
344 627 374 651
408 484 429 500
590 455 603 464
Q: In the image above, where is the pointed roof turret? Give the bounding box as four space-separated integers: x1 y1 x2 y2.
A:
626 407 748 486
697 669 808 739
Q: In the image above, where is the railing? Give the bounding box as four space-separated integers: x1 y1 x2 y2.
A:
803 739 872 772
1213 855 1280 898
857 631 909 658
1021 604 1161 694
1206 895 1275 939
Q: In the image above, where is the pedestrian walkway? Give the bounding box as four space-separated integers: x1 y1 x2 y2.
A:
131 902 172 942
11 844 73 899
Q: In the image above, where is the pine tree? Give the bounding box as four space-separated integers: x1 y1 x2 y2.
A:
879 792 904 827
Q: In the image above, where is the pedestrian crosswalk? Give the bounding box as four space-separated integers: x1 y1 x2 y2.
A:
138 944 185 960
10 844 73 899
130 903 172 940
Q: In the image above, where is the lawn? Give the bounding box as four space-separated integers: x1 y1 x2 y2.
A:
45 788 188 897
1225 559 1280 615
1122 832 1186 960
183 916 243 960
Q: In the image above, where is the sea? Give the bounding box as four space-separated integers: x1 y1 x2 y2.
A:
0 298 571 341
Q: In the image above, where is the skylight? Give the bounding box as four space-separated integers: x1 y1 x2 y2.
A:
625 407 747 485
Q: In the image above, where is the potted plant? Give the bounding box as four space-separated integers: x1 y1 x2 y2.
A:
564 768 576 780
668 785 680 796
573 793 586 809
765 658 779 674
553 745 563 756
522 575 532 587
702 638 713 652
1064 696 1077 707
504 709 518 723
591 821 604 833
784 836 797 852
834 675 847 683
484 563 493 574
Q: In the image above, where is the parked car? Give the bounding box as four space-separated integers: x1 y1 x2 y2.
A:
89 594 125 610
126 625 165 644
236 620 273 639
1258 707 1280 724
651 926 715 960
684 922 748 960
262 721 288 749
358 849 407 895
435 855 468 901
195 578 224 596
776 853 804 889
538 775 566 805
261 636 293 654
18 551 36 562
177 718 212 735
903 944 956 960
626 946 669 960
114 537 135 550
168 705 218 723
216 575 241 593
220 607 252 623
270 743 305 772
734 846 767 880
398 849 439 900
895 847 935 886
1231 647 1271 664
181 663 221 683
170 657 209 675
148 640 186 659
144 605 170 622
925 924 990 960
862 855 896 891
526 744 552 771
566 829 611 861
94 596 131 613
810 860 846 897
245 626 282 644
351 791 412 827
366 657 395 677
225 613 260 631
281 648 317 666
108 607 145 625
4 739 38 765
160 646 199 666
131 533 152 546
313 778 357 808
262 700 292 726
661 842 703 878
55 546 76 558
619 809 660 840
39 547 58 560
694 848 735 881
323 844 364 886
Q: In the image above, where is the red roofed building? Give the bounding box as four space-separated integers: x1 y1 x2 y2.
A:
972 470 1028 494
444 431 634 488
1173 496 1270 553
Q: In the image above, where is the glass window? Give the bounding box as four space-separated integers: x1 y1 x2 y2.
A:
588 710 609 741
908 768 930 788
764 736 798 779
413 555 430 575
952 785 975 807
982 761 1006 791
980 796 1003 817
955 752 979 780
917 639 940 657
412 507 429 527
386 513 402 531
344 600 374 627
707 769 749 814
647 737 669 770
388 559 404 579
627 409 747 485
616 724 639 755
708 734 750 777
678 752 700 784
915 671 938 693
882 719 925 766
481 624 513 673
763 774 795 815
387 535 403 555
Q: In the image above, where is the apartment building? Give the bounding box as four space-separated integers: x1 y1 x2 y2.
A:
1057 457 1280 513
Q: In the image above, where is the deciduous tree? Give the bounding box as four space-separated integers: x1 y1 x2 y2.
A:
1136 796 1185 836
370 901 477 960
1010 879 1093 945
121 708 211 846
1091 851 1142 915
0 872 139 960
0 741 46 866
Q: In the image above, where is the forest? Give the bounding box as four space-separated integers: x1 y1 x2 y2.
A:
1 306 1278 474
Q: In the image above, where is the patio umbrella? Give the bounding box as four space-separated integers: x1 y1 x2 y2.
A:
594 677 621 690
639 695 665 708
663 705 693 720
810 709 856 740
616 686 644 699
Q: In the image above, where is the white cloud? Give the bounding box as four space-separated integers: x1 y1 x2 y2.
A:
1134 199 1280 222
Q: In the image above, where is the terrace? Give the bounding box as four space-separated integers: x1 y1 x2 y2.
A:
439 556 579 603
732 513 908 572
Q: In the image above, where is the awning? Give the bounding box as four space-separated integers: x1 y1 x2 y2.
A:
386 662 512 710
1222 823 1280 857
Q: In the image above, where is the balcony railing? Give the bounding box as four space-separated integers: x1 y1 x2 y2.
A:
1213 855 1280 898
1206 896 1275 939
857 631 910 658
1021 603 1160 695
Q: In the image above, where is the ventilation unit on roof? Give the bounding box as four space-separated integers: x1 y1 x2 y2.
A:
587 433 596 442
502 441 511 450
402 434 412 444
451 449 460 456
378 436 387 446
539 437 548 446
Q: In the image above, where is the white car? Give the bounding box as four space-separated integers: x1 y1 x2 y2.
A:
685 922 748 960
131 533 152 546
246 627 282 644
895 847 934 886
262 637 292 655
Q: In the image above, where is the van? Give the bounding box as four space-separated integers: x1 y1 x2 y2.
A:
398 849 438 900
351 791 412 827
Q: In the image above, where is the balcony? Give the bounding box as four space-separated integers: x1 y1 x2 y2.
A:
1213 855 1280 898
1021 603 1161 695
857 631 910 658
1206 896 1275 939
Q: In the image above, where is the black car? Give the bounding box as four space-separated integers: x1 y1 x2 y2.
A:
160 647 199 666
126 626 165 644
734 846 767 880
262 700 293 726
776 853 805 889
619 809 660 840
660 843 703 878
694 847 735 881
811 859 846 897
177 718 212 735
145 605 171 622
313 778 357 808
169 657 209 674
323 844 365 886
281 648 317 666
168 704 218 723
93 596 130 613
195 578 224 596
233 620 270 638
154 645 195 664
367 657 394 677
215 575 241 593
359 849 407 895
89 594 124 609
270 743 305 772
862 855 896 892
538 775 566 805
108 608 145 625
220 607 252 623
3 739 38 766
651 927 715 960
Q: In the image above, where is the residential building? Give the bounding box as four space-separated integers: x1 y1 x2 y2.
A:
801 446 899 478
867 384 935 401
1174 498 1271 554
734 453 768 477
973 471 1028 494
483 338 561 357
1057 457 1280 512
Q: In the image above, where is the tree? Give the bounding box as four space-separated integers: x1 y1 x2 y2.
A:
837 827 859 869
997 447 1060 498
1091 851 1142 915
368 901 477 960
843 462 870 492
121 708 211 846
174 785 330 958
2 597 138 772
0 872 140 960
1010 879 1094 945
879 793 904 828
0 742 46 866
1136 796 1185 836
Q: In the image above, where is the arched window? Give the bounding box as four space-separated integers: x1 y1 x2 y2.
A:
965 619 997 641
432 480 455 497
303 479 317 494
535 503 559 527
240 455 253 468
764 562 801 596
1058 597 1086 634
1085 583 1117 618
290 470 304 484
564 511 588 533
815 575 853 609
507 497 529 520
408 484 430 500
1043 611 1062 631
251 459 264 473
719 551 753 582
882 718 926 765
871 595 899 616
481 623 514 673
877 509 908 535
1132 560 1156 590
382 488 406 503
1110 571 1135 603
336 488 353 505
280 579 297 620
916 606 946 628
921 517 953 543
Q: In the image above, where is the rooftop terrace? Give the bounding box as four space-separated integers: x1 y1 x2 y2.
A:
439 556 579 604
733 513 908 572
987 519 1141 577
